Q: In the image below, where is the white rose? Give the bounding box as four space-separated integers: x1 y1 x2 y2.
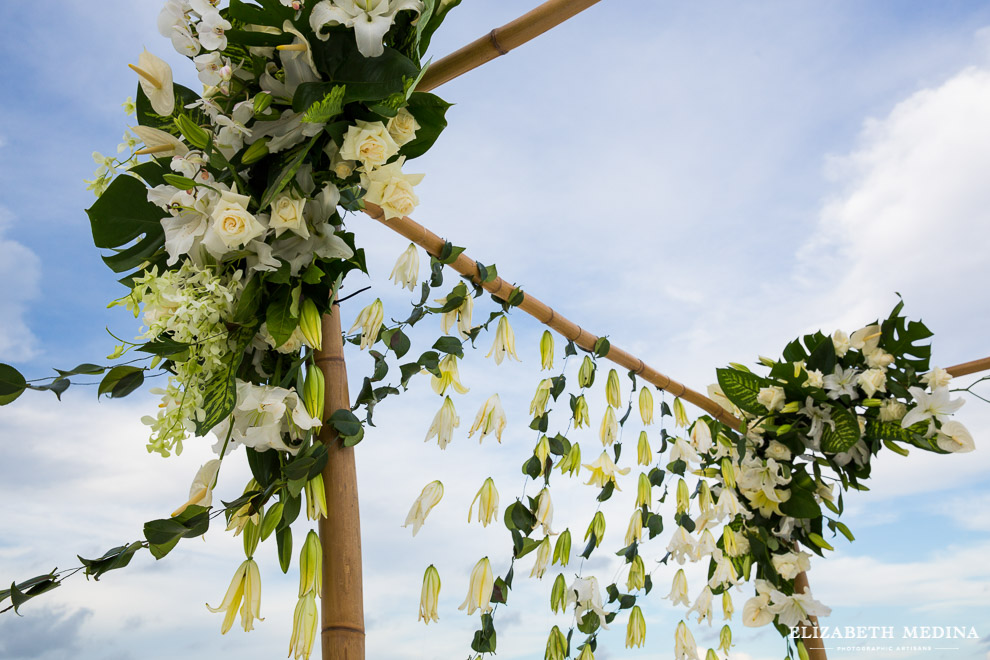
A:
771 551 811 580
387 108 420 147
756 386 786 412
856 368 887 397
362 157 424 220
765 440 792 462
878 399 906 422
921 366 952 389
339 120 399 169
270 194 309 238
865 348 894 369
832 330 850 357
210 195 266 250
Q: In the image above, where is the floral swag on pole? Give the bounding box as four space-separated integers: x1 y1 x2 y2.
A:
0 2 981 660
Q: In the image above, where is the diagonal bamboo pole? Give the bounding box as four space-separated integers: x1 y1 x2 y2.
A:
363 202 742 428
315 301 365 660
946 357 990 378
419 0 602 92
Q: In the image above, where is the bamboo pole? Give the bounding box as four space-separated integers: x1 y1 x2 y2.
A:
946 357 990 378
794 571 827 660
315 302 365 660
418 0 602 92
362 202 741 428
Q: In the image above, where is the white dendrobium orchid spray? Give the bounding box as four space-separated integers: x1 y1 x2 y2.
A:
403 480 444 536
310 0 424 58
390 243 419 291
468 394 506 443
469 477 499 527
206 558 264 634
458 557 494 616
171 459 221 517
130 49 174 116
487 315 521 364
418 565 441 624
348 298 384 350
425 396 460 449
361 156 424 219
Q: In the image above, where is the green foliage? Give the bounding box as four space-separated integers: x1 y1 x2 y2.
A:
716 367 769 416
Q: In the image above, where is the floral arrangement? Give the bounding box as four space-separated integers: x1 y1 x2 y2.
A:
0 1 980 660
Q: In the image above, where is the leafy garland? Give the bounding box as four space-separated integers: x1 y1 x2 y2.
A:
0 2 981 660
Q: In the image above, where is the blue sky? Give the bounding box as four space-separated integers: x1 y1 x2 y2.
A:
1 1 989 659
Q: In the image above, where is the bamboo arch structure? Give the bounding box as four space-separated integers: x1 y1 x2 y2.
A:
313 2 990 659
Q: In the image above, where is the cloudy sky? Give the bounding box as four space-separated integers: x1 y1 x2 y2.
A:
1 1 989 659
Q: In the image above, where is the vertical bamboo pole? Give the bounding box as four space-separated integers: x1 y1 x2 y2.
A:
794 571 827 660
315 303 365 660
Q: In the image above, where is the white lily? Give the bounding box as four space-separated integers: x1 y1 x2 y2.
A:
567 576 609 629
403 480 443 536
390 243 419 291
467 394 506 443
901 386 965 428
458 557 494 616
206 558 263 634
425 396 459 449
310 0 424 58
171 459 221 517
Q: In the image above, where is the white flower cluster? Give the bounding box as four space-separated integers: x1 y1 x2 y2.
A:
211 380 321 456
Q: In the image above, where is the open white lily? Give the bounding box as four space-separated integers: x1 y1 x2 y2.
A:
310 0 424 58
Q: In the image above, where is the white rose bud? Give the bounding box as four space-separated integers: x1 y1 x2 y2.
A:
387 107 421 146
832 329 850 357
756 386 786 412
879 399 906 422
270 193 309 238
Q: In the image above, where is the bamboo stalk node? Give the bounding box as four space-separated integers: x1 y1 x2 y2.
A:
489 29 509 55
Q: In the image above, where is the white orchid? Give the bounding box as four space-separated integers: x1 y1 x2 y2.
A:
310 0 424 58
196 9 231 51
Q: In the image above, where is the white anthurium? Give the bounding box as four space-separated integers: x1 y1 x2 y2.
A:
279 20 321 85
171 459 221 517
310 0 424 58
131 125 188 157
741 592 775 627
130 49 174 116
936 420 974 453
900 386 965 428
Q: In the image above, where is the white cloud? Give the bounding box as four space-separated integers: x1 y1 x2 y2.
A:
0 208 41 362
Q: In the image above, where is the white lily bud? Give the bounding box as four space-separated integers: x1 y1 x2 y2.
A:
348 298 384 350
468 394 506 443
639 387 654 425
299 298 323 351
469 477 499 527
637 431 652 466
486 316 520 364
624 509 643 546
390 243 419 292
431 354 469 395
626 555 645 591
573 394 591 428
529 537 551 579
418 565 441 624
606 369 622 408
425 396 459 449
302 367 325 422
539 330 554 370
458 557 494 616
403 480 443 536
171 459 221 517
288 591 318 659
530 378 552 417
534 435 551 476
546 625 567 660
298 530 322 597
722 592 734 621
626 605 647 648
534 488 554 534
676 478 690 515
673 397 689 427
636 472 652 509
206 558 263 634
578 356 595 388
305 473 327 521
599 405 618 446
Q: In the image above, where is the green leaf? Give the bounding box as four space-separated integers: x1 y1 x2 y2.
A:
593 337 610 358
195 327 254 436
144 506 210 559
260 501 284 541
54 363 105 379
808 532 834 551
833 521 855 542
0 363 27 405
381 328 411 358
87 174 165 275
715 368 769 416
227 0 294 27
437 241 465 265
259 133 321 211
778 467 822 519
432 335 464 358
306 32 419 104
5 575 59 613
302 85 346 124
399 92 452 159
98 366 145 399
266 286 299 348
820 404 861 453
329 408 364 446
78 541 144 580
